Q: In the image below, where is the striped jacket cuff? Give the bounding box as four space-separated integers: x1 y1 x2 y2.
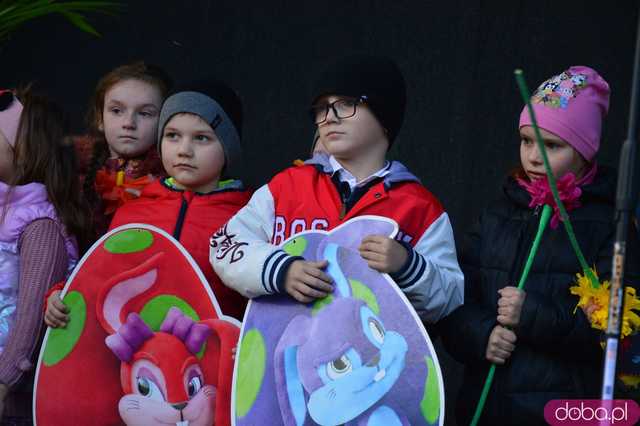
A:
261 249 303 294
390 240 427 289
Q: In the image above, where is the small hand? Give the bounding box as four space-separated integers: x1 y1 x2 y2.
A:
284 260 333 303
497 286 526 328
44 290 69 328
486 325 517 365
359 235 408 274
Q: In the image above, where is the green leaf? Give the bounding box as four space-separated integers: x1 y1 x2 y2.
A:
0 0 122 41
61 10 99 36
53 1 121 10
0 4 20 19
3 4 70 22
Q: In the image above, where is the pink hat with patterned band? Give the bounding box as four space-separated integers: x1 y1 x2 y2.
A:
519 66 610 162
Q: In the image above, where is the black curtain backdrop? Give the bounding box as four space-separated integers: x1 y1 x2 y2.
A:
1 2 637 424
1 1 637 237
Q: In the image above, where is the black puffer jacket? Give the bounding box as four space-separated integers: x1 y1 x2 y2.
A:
440 167 640 426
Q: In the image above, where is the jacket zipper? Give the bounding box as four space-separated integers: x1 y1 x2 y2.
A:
336 179 386 220
173 195 189 240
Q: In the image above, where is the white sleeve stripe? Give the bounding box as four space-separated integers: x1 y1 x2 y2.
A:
268 252 290 293
261 250 276 292
262 250 287 293
398 253 427 287
395 249 419 281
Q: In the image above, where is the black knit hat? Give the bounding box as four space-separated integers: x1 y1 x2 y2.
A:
311 55 406 143
158 80 243 177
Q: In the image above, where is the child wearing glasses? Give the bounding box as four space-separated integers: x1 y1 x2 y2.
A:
0 87 88 421
211 55 463 324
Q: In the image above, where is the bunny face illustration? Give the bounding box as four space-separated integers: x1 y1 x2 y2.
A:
276 300 408 426
307 301 407 424
274 243 409 426
106 309 217 426
118 331 216 426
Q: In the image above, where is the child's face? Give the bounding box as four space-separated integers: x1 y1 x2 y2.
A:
520 126 587 180
0 131 14 183
315 95 388 161
100 79 163 159
161 113 225 193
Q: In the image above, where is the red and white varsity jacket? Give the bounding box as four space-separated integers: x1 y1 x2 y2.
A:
210 154 463 323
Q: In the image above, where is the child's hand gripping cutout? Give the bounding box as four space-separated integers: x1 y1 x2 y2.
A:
44 290 69 328
284 260 333 303
359 235 408 274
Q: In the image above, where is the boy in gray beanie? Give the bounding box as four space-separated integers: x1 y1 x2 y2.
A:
110 81 252 321
211 55 463 326
158 81 243 180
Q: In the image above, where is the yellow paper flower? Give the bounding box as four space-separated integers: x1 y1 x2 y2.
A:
569 268 640 338
619 374 640 389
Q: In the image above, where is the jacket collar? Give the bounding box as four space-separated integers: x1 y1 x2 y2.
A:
161 177 246 195
504 164 615 209
305 152 420 189
0 181 48 210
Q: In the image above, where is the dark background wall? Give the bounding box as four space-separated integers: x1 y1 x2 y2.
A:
1 1 637 238
1 2 637 424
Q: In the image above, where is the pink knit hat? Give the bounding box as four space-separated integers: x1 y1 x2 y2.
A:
519 66 610 162
0 90 24 147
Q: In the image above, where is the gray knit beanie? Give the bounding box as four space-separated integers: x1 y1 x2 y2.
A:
158 82 242 178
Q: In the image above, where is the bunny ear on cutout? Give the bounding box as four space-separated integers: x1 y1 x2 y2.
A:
323 243 352 298
95 252 163 335
284 346 305 426
273 315 312 426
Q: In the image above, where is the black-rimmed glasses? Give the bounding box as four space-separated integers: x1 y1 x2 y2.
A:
309 96 367 124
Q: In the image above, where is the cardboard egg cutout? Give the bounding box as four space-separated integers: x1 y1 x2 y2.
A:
232 216 445 426
34 224 240 426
